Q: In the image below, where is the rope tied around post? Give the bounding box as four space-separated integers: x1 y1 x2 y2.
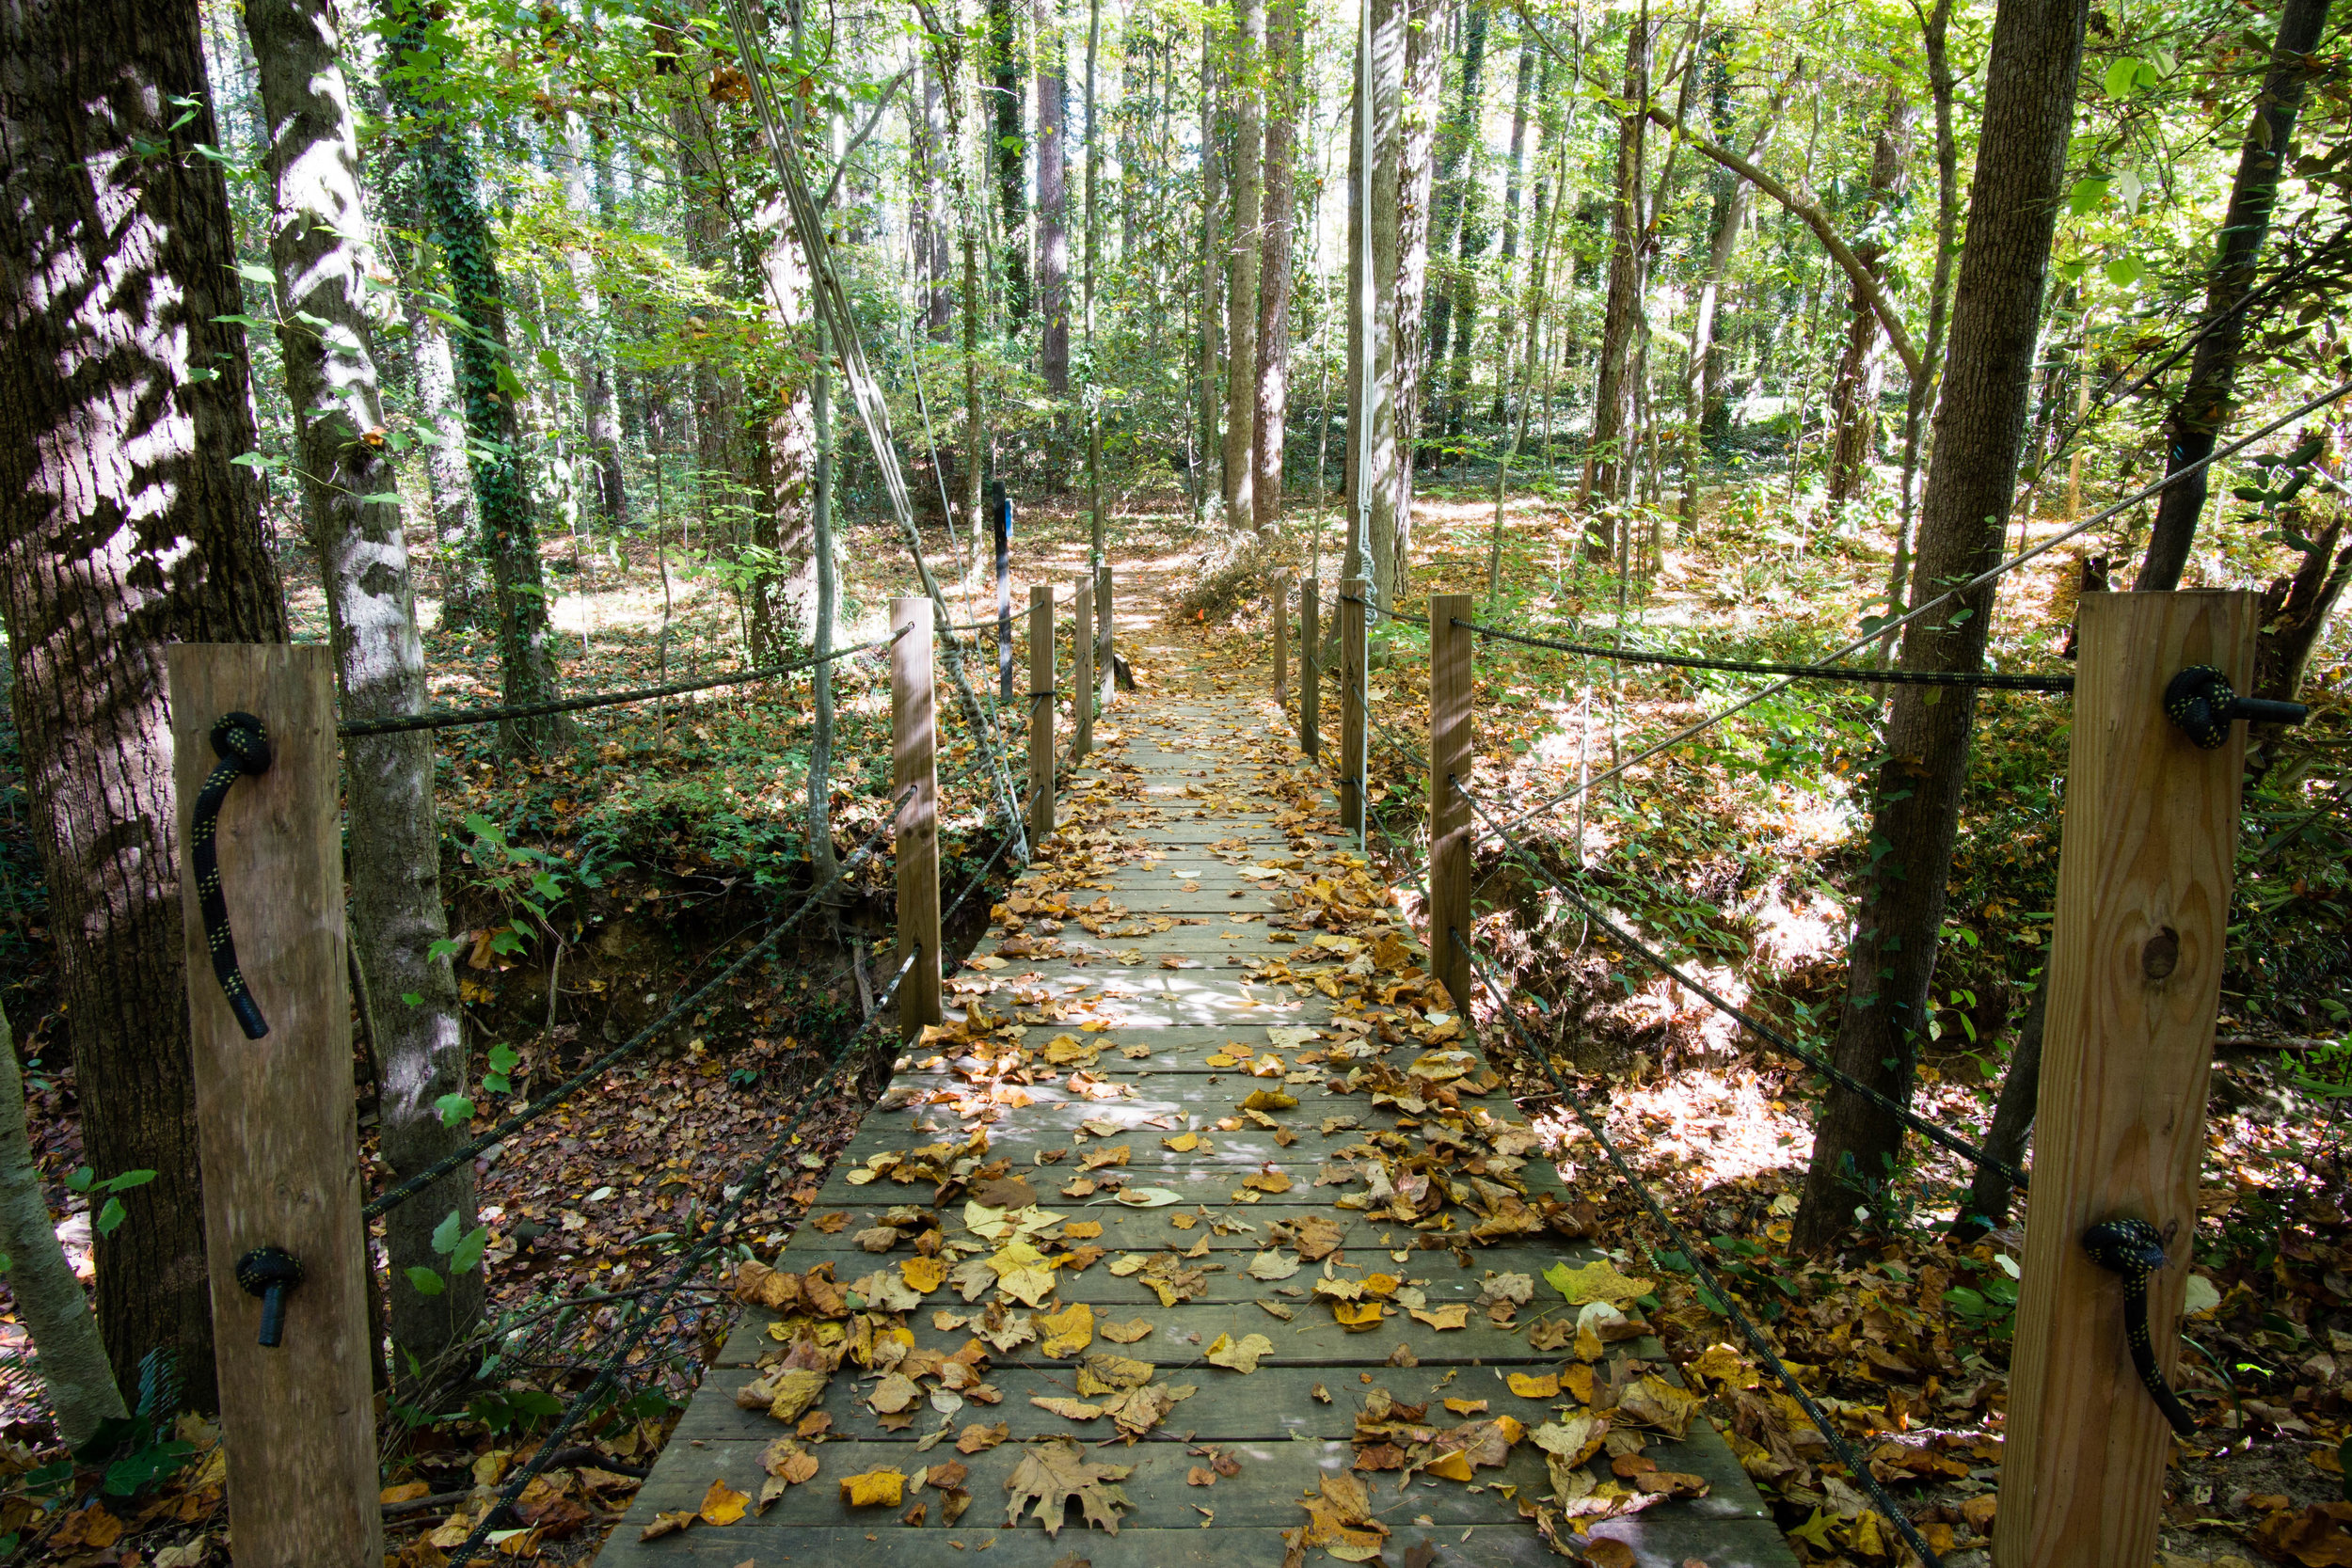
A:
193 711 273 1039
2082 1218 2197 1436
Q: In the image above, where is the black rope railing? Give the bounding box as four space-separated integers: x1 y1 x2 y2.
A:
363 789 914 1220
338 630 906 737
437 946 922 1568
1454 936 1948 1568
1451 617 2075 692
1454 779 2025 1191
1341 593 1429 626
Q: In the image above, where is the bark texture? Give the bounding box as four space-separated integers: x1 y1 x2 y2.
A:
246 0 478 1377
1221 0 1263 527
989 0 1032 330
1586 11 1649 532
1037 0 1070 394
1250 0 1300 534
1795 0 2090 1249
1825 89 1915 506
0 0 293 1408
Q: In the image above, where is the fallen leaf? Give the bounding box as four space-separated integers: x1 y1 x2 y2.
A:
840 1468 907 1508
699 1479 750 1526
1248 1250 1302 1281
1206 1332 1275 1373
1004 1439 1135 1537
1031 1396 1104 1420
958 1421 1011 1454
1408 1303 1470 1330
1100 1317 1154 1344
1544 1259 1653 1307
1038 1301 1096 1357
1508 1372 1561 1400
900 1256 948 1294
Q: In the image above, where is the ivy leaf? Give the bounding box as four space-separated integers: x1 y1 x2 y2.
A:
435 1092 476 1128
405 1266 446 1297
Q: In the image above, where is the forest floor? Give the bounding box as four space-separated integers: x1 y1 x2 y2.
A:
0 466 2347 1568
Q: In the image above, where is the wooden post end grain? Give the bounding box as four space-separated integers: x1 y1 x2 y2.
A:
1993 590 2255 1568
892 599 942 1039
167 644 381 1568
1427 594 1474 1011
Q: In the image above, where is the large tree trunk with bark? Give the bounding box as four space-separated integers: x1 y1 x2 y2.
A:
918 61 954 337
1221 0 1263 527
385 1 566 753
0 0 293 1410
1036 0 1070 398
1585 10 1648 540
1251 0 1300 535
1825 88 1915 507
1488 35 1535 427
1377 0 1439 599
1197 24 1224 510
1424 0 1489 452
247 0 479 1383
989 0 1032 331
2134 0 2333 590
1794 0 2089 1250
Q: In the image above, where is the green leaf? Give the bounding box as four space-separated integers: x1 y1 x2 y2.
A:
434 1092 476 1127
2066 176 2109 215
401 991 424 1006
66 1166 93 1193
2104 55 2146 98
2105 253 2146 287
405 1265 446 1297
506 1388 562 1418
432 1209 466 1256
234 261 278 285
427 938 468 961
105 1169 157 1193
487 1043 522 1072
448 1225 491 1274
96 1197 128 1236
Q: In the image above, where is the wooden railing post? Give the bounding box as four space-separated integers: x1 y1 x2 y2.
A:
1073 578 1095 760
1028 583 1055 844
1096 564 1115 712
1300 576 1320 757
892 597 942 1040
1427 594 1474 1011
1994 590 2256 1568
1339 576 1367 843
1272 571 1289 704
167 645 380 1568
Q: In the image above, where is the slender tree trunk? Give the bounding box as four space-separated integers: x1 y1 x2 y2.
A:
0 1002 125 1444
410 303 485 627
1886 0 1959 657
386 1 566 752
1586 8 1648 537
1087 0 1105 569
0 0 294 1411
1825 89 1915 507
563 118 628 535
1252 0 1300 535
2134 0 2334 590
1795 0 2090 1251
1198 24 1225 510
989 0 1032 330
1222 0 1264 527
1377 0 1440 599
1954 979 2047 1240
1435 1 1492 448
756 188 819 648
808 309 840 883
920 62 954 337
1036 0 1070 396
1423 0 1489 440
1489 35 1535 427
248 0 478 1380
1681 63 1789 525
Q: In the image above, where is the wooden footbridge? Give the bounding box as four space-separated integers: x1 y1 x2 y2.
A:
593 634 1795 1565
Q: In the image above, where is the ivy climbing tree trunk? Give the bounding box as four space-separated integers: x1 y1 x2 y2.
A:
246 0 480 1380
1794 0 2090 1252
384 0 568 753
2133 0 2334 591
0 0 293 1411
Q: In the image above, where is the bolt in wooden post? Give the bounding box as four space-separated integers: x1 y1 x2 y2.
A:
1428 594 1474 1011
1096 563 1115 712
1300 577 1320 758
1029 583 1055 844
1272 571 1290 704
1994 590 2256 1568
167 644 380 1568
892 598 942 1041
1073 578 1095 760
1339 576 1368 843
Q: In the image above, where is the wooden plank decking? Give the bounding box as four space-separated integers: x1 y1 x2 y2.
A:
596 657 1796 1568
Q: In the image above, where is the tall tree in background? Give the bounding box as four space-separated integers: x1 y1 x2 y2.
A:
1585 6 1649 538
1795 0 2090 1250
564 118 628 534
1425 0 1490 447
384 0 567 753
989 0 1032 331
244 0 479 1375
1252 0 1303 534
1824 87 1915 507
1198 24 1225 505
1487 31 1536 426
916 59 955 337
1346 0 1402 597
0 0 293 1409
1222 0 1264 527
2134 0 2334 590
1037 0 1071 397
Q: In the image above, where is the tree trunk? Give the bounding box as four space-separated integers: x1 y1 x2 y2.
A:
669 44 750 651
1887 0 1959 655
1585 8 1648 537
1824 88 1915 507
989 0 1032 330
1794 0 2088 1251
1378 0 1440 599
0 0 293 1411
755 184 819 650
1222 0 1263 527
1489 36 1535 427
1424 0 1489 453
1251 0 1301 535
247 0 479 1382
808 309 841 884
1680 61 1789 525
1198 24 1224 511
564 118 628 536
919 62 954 337
409 302 485 628
0 1002 126 1444
1036 0 1070 397
2133 0 2334 591
385 1 567 753
1954 978 2046 1241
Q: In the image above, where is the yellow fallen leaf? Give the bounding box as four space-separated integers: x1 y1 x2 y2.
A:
1508 1372 1561 1400
699 1478 749 1526
1164 1132 1200 1152
380 1482 432 1505
839 1468 906 1508
1409 1303 1470 1330
1544 1259 1653 1307
1442 1398 1489 1416
1037 1301 1095 1358
1062 1220 1104 1240
1241 1089 1297 1112
1100 1318 1154 1344
1422 1451 1476 1483
1205 1332 1274 1373
900 1256 947 1294
1030 1395 1104 1420
1332 1301 1386 1329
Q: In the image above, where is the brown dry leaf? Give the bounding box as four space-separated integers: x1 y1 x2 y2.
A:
958 1421 1011 1454
698 1479 750 1526
2253 1502 2352 1567
639 1510 698 1541
1408 1303 1470 1331
1242 1089 1298 1112
1205 1332 1275 1373
840 1468 907 1508
1299 1468 1389 1558
869 1372 921 1415
1099 1317 1154 1344
1003 1439 1135 1537
1076 1354 1156 1393
1062 1220 1104 1240
1032 1395 1104 1420
900 1256 947 1294
1244 1168 1294 1194
1585 1541 1636 1568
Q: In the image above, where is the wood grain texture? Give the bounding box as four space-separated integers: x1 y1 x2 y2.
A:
893 599 942 1038
1095 563 1115 711
1028 584 1055 843
1073 579 1095 759
1300 576 1321 757
167 644 379 1568
1339 575 1367 841
1427 592 1473 1011
1994 590 2253 1568
1271 569 1289 700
